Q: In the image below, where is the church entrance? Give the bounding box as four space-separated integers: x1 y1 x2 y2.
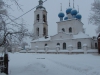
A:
63 43 66 50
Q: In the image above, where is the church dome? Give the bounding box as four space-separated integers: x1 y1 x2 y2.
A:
64 16 68 20
76 13 82 19
66 7 72 14
36 0 46 10
71 9 78 15
58 11 65 18
36 5 46 10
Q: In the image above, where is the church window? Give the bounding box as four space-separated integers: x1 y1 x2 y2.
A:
45 44 47 46
69 27 72 33
62 28 65 32
77 42 82 49
63 43 66 50
37 28 39 36
43 15 46 22
37 14 39 22
57 43 60 46
95 43 98 49
43 27 46 36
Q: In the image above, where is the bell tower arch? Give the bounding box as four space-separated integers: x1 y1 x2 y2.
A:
33 0 48 39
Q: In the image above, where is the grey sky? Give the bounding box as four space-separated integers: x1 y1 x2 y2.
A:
8 0 97 37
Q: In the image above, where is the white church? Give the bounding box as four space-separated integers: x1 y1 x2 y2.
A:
30 0 98 53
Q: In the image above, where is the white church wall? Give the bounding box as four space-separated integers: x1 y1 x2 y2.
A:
57 20 83 35
91 39 98 49
74 38 92 50
74 21 83 34
31 38 93 50
32 41 45 50
51 32 73 40
34 8 48 39
34 9 47 23
34 22 42 37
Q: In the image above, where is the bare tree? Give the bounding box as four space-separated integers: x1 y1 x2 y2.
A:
0 1 33 74
89 0 100 33
0 0 31 51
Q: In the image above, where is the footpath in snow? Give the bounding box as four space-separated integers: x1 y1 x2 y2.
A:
0 53 100 75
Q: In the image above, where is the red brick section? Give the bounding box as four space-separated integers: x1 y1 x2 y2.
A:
98 34 100 54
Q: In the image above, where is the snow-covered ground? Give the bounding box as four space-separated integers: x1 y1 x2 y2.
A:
1 53 100 75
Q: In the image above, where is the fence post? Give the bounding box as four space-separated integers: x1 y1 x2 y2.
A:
68 45 73 54
56 45 60 54
4 53 9 75
35 46 38 53
44 46 49 53
83 44 88 54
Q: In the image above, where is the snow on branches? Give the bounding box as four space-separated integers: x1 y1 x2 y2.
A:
0 0 32 50
89 0 100 33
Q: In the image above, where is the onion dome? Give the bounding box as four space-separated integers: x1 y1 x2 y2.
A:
64 16 68 20
76 13 82 19
66 7 72 14
58 3 65 21
71 9 78 15
58 11 65 18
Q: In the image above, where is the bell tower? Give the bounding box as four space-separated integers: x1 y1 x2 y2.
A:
34 0 48 39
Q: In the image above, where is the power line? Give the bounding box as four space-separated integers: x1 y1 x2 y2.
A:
14 0 23 11
6 15 22 25
7 0 47 25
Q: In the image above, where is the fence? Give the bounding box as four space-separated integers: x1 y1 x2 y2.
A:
0 54 9 74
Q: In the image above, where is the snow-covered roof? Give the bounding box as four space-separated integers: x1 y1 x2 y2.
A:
32 36 51 42
32 32 92 43
73 32 91 39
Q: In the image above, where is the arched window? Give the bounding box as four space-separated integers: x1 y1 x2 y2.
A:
43 15 46 22
37 14 39 22
45 44 47 46
69 27 72 33
37 28 39 36
77 42 82 49
62 28 65 32
63 43 66 50
95 43 98 49
43 27 46 36
57 43 60 46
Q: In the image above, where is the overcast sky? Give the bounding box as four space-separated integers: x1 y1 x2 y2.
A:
7 0 97 37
